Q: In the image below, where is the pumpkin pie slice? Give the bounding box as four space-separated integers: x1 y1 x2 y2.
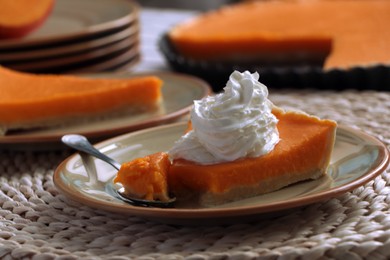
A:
0 66 162 135
115 107 337 207
168 108 337 206
169 0 390 69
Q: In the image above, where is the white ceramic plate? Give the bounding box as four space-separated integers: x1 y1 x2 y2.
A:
0 0 138 49
0 72 210 148
54 123 389 225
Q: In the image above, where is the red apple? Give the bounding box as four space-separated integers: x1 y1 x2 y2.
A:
0 0 54 39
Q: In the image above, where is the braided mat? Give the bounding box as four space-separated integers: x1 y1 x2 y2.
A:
0 89 389 260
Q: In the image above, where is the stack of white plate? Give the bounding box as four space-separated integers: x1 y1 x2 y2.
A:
0 0 140 74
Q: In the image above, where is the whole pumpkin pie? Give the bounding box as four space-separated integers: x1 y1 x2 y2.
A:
169 0 390 69
114 71 337 207
0 66 162 135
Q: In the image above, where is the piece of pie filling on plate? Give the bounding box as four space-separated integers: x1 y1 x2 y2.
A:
114 71 337 207
168 0 390 69
0 0 54 39
0 66 163 135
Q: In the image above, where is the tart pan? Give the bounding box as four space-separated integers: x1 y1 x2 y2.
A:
159 33 390 92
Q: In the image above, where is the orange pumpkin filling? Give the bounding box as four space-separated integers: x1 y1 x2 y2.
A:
114 152 171 202
169 0 390 69
0 66 162 134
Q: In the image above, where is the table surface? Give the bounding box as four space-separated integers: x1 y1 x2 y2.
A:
1 7 390 260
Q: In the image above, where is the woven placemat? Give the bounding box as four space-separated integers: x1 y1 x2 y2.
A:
0 89 389 259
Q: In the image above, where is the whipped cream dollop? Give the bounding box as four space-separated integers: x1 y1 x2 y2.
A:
169 70 279 165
